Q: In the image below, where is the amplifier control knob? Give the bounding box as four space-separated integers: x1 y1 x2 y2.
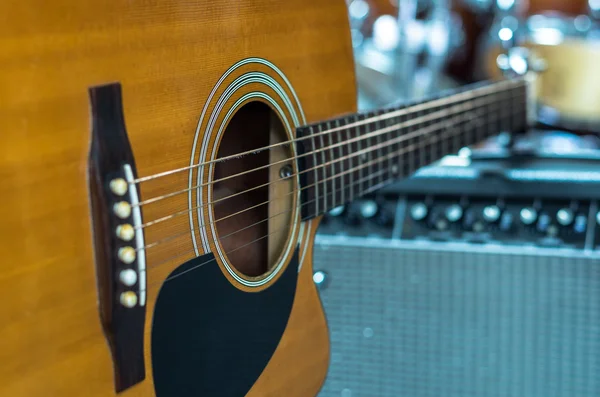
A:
499 212 513 231
445 204 463 223
574 215 587 234
519 207 538 225
410 202 428 221
375 208 395 227
556 208 574 226
328 206 345 217
343 205 361 226
483 205 501 223
359 200 378 219
536 213 551 233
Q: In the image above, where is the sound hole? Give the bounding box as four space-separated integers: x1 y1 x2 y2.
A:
213 101 295 278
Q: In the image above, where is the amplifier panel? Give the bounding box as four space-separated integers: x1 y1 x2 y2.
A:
315 237 600 397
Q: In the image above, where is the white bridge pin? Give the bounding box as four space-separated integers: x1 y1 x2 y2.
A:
118 246 136 264
120 291 138 308
109 178 128 196
116 224 135 242
119 269 138 287
113 201 132 219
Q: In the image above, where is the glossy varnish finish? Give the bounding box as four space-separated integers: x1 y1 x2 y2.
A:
0 0 356 395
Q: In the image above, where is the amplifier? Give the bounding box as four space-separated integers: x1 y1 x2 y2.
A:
315 152 600 397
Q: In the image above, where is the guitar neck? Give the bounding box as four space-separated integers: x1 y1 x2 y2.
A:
296 77 529 220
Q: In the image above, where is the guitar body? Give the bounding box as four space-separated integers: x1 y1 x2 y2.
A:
0 1 356 396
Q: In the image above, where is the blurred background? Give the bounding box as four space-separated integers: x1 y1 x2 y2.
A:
314 1 600 396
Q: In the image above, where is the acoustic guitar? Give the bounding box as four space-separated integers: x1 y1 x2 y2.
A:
0 1 533 396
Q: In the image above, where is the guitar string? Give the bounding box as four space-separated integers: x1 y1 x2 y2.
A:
137 96 501 232
137 91 521 231
150 95 522 286
140 115 454 253
147 165 390 281
142 98 524 269
141 88 522 259
131 78 525 185
135 89 505 208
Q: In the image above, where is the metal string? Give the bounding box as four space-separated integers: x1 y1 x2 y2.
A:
132 79 525 186
138 104 480 233
135 90 503 208
137 91 516 231
143 97 525 272
150 106 504 286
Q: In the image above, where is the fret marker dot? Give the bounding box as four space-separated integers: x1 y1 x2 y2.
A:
109 178 128 196
118 246 136 264
391 165 399 174
113 201 132 219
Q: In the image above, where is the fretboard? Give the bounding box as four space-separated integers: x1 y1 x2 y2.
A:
296 77 529 220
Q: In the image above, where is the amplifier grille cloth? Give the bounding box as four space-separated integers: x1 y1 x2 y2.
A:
315 239 600 397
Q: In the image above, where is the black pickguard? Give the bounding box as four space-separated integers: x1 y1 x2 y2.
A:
151 248 299 396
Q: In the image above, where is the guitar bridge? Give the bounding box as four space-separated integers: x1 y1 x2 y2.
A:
88 83 147 393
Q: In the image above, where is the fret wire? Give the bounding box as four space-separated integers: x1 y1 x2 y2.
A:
509 86 515 132
325 120 336 211
311 95 525 212
429 103 437 168
503 87 509 133
303 82 528 216
511 85 518 130
347 114 357 202
516 84 525 131
370 110 381 193
352 114 364 197
317 122 329 213
309 126 320 218
501 84 510 133
407 102 418 176
380 109 392 184
419 104 429 170
387 107 396 176
490 94 494 141
441 103 450 161
479 92 487 144
372 110 383 194
429 103 440 166
418 104 426 174
496 89 503 133
343 115 353 204
452 100 461 158
465 96 476 151
385 110 395 177
316 122 325 212
357 113 366 198
452 97 466 155
368 111 376 192
515 85 522 130
469 94 477 153
333 118 344 208
508 86 514 129
349 115 355 200
497 86 504 133
404 105 414 177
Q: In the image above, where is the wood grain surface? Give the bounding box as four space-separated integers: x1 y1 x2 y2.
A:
0 0 357 395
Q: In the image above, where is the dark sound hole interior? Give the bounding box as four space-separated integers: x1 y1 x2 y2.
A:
212 101 292 278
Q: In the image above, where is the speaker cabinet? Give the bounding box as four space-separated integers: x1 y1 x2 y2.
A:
315 236 600 397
